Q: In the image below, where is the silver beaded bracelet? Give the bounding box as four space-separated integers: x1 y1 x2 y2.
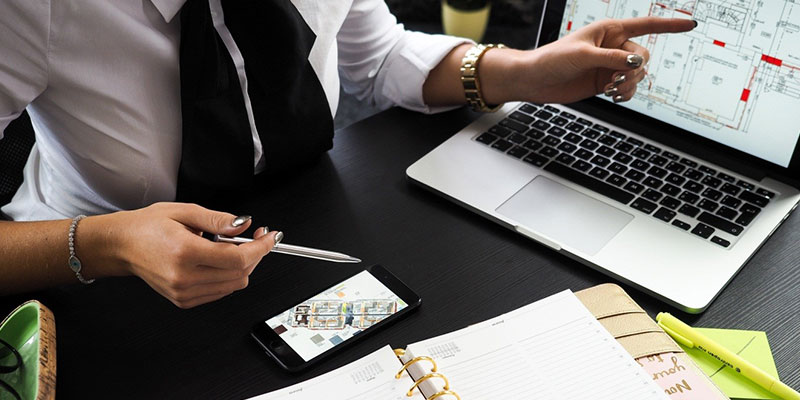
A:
68 215 95 285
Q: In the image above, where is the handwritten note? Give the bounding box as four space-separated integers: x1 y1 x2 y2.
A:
638 352 724 399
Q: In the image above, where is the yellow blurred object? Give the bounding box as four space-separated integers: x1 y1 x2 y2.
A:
441 1 491 42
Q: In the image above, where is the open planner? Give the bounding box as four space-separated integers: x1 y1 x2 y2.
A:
251 290 670 399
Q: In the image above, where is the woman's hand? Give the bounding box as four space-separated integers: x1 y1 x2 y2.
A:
81 202 278 308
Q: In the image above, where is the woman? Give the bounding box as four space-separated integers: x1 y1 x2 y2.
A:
0 0 694 308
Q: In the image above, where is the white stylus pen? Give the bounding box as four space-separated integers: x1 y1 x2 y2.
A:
211 234 362 264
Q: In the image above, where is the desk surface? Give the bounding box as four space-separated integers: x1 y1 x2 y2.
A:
2 107 799 399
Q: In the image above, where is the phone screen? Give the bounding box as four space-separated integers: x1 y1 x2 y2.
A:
264 270 410 362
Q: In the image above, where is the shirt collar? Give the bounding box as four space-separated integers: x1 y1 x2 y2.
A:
151 0 187 23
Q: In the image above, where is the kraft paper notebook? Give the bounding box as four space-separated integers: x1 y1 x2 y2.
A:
251 285 727 399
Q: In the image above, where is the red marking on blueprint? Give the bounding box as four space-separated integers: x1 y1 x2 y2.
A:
713 40 725 47
740 89 751 102
761 54 783 67
655 3 666 8
567 21 573 31
676 9 692 15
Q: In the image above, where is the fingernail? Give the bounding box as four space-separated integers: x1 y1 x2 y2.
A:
613 74 626 86
274 231 284 244
262 226 269 236
693 20 698 28
231 215 251 227
604 87 619 97
626 54 643 68
613 95 625 103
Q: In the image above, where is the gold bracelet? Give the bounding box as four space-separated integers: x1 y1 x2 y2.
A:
460 43 505 112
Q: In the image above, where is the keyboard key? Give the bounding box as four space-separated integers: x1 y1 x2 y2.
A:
698 212 744 236
532 120 551 131
739 190 769 207
679 204 700 218
593 124 610 133
534 110 553 120
523 153 549 167
613 153 633 164
508 133 528 144
492 140 513 152
557 142 578 153
660 184 682 197
736 203 761 226
574 148 593 160
507 146 528 159
631 198 658 214
544 161 635 204
642 189 663 202
756 188 776 199
626 137 644 146
665 161 686 174
672 219 691 230
613 141 635 153
564 133 583 144
539 146 559 158
679 191 700 204
609 162 628 174
624 169 645 182
720 195 742 209
654 207 676 222
698 199 719 212
649 155 668 167
582 129 602 139
542 136 560 146
630 159 650 171
519 104 538 114
579 139 600 151
660 196 681 210
548 127 567 137
489 126 512 138
642 176 662 189
525 128 546 140
711 236 730 248
608 130 626 140
574 118 591 126
560 111 576 119
698 165 717 176
720 183 741 196
683 169 703 181
523 139 543 152
736 180 755 191
702 188 723 201
648 166 668 179
716 206 738 221
680 158 698 168
624 181 645 194
598 135 617 146
572 160 592 172
565 122 585 132
509 111 534 124
590 155 611 168
555 153 576 165
683 181 704 193
476 133 496 144
701 175 722 188
662 151 679 160
550 116 570 127
717 172 736 183
607 174 627 187
597 145 616 157
545 105 561 114
589 167 610 180
644 144 662 153
631 148 651 160
665 173 686 186
500 119 528 132
691 223 715 239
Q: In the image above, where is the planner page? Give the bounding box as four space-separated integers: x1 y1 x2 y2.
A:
250 345 422 400
406 290 668 399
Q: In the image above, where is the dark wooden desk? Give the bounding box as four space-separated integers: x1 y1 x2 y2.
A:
2 107 799 399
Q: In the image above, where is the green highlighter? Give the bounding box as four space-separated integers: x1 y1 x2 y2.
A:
657 312 800 400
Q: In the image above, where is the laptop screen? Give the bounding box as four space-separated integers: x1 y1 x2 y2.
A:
551 0 800 169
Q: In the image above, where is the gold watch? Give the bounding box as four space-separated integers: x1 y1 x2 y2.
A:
460 44 506 112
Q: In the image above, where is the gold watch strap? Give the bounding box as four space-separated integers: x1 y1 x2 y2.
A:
460 44 505 112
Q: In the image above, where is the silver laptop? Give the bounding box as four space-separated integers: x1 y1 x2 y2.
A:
407 0 800 313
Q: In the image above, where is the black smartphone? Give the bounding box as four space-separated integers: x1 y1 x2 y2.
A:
251 265 421 372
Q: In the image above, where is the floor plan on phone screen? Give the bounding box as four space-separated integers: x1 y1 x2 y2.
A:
560 0 800 167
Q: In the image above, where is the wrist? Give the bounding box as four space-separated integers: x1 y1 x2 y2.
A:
478 47 529 105
75 213 129 279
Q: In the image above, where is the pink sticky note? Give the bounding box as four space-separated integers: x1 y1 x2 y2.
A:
637 352 726 399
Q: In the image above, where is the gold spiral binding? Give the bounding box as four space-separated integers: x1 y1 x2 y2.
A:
394 348 406 357
395 356 438 379
406 372 449 397
428 390 461 400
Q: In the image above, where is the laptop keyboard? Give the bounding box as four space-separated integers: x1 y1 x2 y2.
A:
474 103 777 249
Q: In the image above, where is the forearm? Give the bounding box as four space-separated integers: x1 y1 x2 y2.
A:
422 43 531 107
0 215 124 294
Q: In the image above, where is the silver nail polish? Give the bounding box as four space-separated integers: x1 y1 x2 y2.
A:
262 227 269 236
626 54 643 68
231 215 251 227
274 231 284 244
613 95 625 103
604 87 619 97
613 74 626 86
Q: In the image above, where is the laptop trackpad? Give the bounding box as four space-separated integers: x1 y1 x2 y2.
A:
496 176 633 256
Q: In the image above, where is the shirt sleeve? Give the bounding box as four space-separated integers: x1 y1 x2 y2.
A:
0 1 50 138
337 0 473 114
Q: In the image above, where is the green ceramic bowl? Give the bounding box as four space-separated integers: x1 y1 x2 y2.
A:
0 301 56 400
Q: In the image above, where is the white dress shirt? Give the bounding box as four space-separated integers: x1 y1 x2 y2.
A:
0 0 468 221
